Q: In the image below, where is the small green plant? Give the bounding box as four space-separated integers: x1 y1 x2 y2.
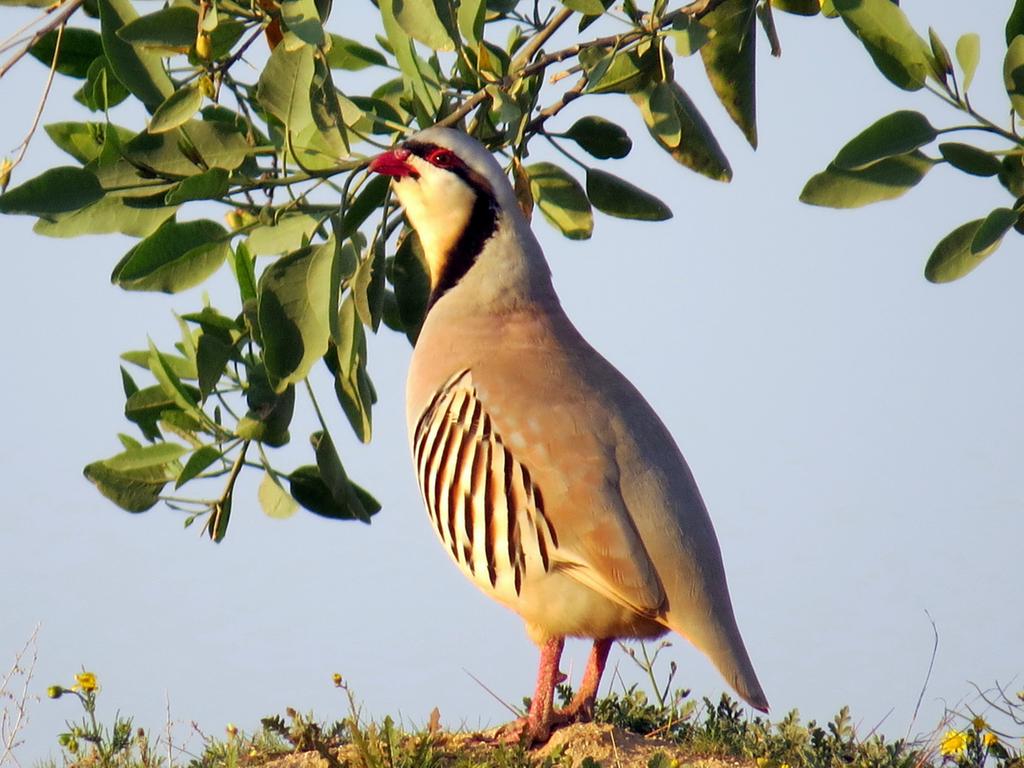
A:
937 705 1024 768
46 672 153 768
42 662 1024 768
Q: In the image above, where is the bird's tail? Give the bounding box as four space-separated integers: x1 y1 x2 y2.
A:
666 611 769 713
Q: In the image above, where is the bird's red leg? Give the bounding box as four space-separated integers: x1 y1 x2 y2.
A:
558 638 613 722
501 636 565 744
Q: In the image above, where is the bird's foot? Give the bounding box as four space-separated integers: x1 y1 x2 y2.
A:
553 696 596 724
496 709 572 746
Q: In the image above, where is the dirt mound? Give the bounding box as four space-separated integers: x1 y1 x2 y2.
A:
256 721 755 768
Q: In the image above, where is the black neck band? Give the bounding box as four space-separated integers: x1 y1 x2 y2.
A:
428 193 499 309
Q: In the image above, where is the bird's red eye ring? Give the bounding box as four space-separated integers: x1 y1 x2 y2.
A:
427 148 457 168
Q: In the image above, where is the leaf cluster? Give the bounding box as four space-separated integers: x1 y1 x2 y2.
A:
0 0 836 536
1 0 1016 535
801 0 1024 283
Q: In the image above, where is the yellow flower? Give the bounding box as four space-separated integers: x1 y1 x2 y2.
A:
983 732 999 748
0 158 12 193
72 672 98 692
332 673 343 687
940 730 968 756
971 716 988 732
195 31 212 60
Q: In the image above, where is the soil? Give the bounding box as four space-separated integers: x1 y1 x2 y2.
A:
256 721 757 768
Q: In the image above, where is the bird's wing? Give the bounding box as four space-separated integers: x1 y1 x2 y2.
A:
412 368 666 617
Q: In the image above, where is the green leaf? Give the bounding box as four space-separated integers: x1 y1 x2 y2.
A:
329 296 374 441
998 155 1024 196
29 27 104 78
312 430 372 522
247 214 321 256
938 143 1002 177
281 0 326 46
258 471 299 519
196 332 234 400
84 442 186 512
257 44 316 133
526 162 593 240
288 465 380 521
149 84 204 134
457 0 485 48
352 241 386 329
669 14 711 56
971 207 1018 255
33 194 177 238
164 167 230 204
928 27 953 82
258 240 334 391
97 0 175 110
560 0 612 15
833 0 933 91
391 233 430 343
833 110 937 170
326 35 389 69
391 0 456 51
104 442 187 470
924 217 1001 283
84 457 172 512
1004 35 1024 118
74 55 130 111
44 122 134 164
800 152 935 208
237 368 295 446
379 0 443 113
770 0 819 15
564 116 632 159
955 33 980 93
112 219 229 293
1008 0 1024 44
579 46 652 94
124 385 172 441
0 167 104 215
122 350 197 380
631 82 731 182
176 446 222 488
341 175 391 237
117 6 197 51
116 120 251 178
700 0 757 147
147 342 208 428
585 168 672 221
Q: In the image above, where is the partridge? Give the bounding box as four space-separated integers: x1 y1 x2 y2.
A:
369 127 768 743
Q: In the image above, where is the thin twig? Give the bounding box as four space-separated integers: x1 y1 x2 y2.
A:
0 0 85 79
0 624 41 768
440 0 725 134
511 7 575 71
436 89 494 129
7 20 63 176
527 75 587 133
906 611 940 741
462 669 523 717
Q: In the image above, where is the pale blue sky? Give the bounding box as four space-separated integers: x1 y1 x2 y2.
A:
2 3 1022 764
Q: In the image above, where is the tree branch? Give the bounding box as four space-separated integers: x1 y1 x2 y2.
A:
0 0 85 79
511 6 574 72
526 75 587 134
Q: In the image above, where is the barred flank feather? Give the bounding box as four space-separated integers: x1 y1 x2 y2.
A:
413 370 559 601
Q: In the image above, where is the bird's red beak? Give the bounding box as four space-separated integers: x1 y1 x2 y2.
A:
368 147 418 179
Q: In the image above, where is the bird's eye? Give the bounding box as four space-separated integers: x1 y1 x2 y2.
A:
427 148 457 168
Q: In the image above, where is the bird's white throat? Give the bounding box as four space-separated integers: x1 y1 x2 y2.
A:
392 166 478 290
